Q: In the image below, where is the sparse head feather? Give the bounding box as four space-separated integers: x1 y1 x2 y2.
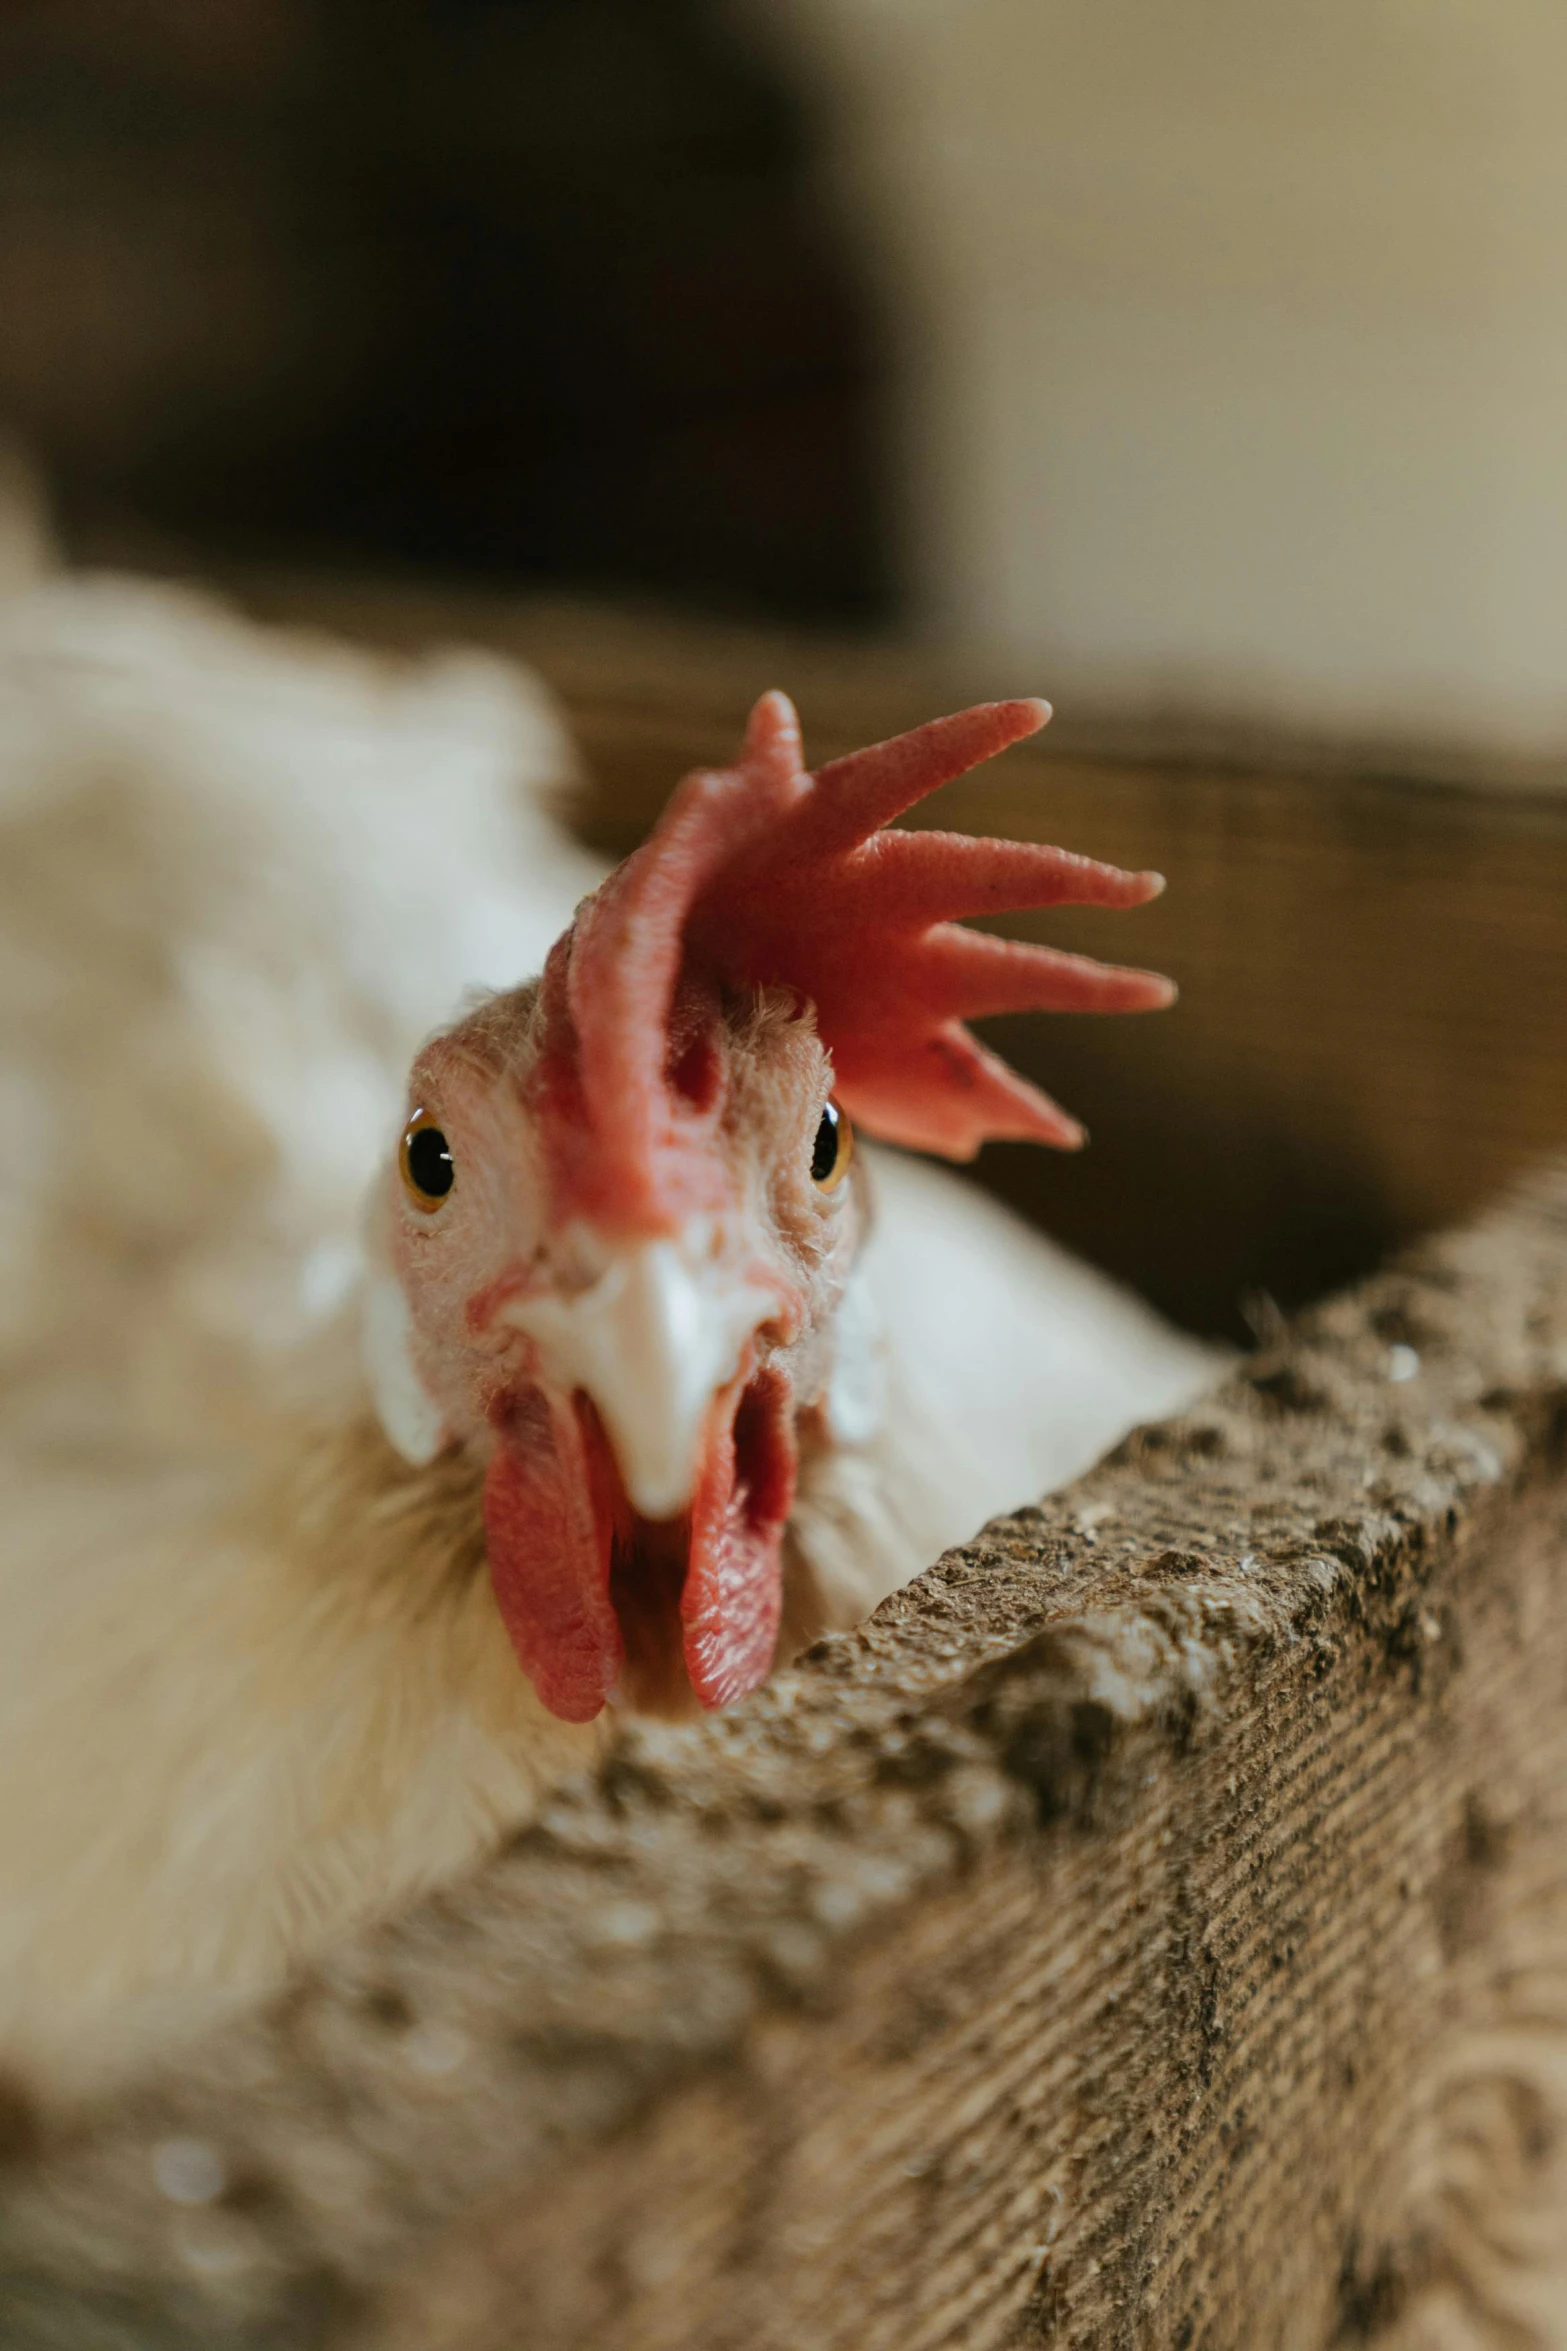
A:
530 692 1172 1231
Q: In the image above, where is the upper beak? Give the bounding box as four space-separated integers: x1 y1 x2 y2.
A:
498 1222 783 1519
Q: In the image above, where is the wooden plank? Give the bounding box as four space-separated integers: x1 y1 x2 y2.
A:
4 1170 1567 2348
225 577 1567 1337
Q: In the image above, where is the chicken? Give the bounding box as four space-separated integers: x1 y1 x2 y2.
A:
371 689 1175 1724
0 495 1214 2101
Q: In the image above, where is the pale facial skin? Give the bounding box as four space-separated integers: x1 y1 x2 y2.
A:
376 979 865 1720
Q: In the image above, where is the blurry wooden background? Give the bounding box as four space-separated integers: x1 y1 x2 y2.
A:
0 0 886 619
233 575 1567 1344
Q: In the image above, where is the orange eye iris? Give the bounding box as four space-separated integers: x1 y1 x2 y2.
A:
400 1111 455 1210
810 1098 853 1192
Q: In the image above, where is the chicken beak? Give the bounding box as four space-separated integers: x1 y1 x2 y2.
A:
498 1223 782 1520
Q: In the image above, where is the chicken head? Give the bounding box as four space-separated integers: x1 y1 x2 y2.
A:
371 690 1172 1724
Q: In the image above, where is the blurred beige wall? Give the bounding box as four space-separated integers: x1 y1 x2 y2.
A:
747 0 1567 751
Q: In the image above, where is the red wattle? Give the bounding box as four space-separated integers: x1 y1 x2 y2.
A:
681 1371 797 1710
482 1400 622 1724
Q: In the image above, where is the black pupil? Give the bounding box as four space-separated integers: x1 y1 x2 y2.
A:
407 1125 454 1198
811 1103 842 1184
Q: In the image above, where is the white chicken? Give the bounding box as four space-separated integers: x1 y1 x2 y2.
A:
0 471 1214 2101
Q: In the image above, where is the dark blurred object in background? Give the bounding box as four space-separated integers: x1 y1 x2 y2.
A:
0 0 888 618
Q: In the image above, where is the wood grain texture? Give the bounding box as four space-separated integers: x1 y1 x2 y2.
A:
225 579 1567 1336
3 1170 1567 2348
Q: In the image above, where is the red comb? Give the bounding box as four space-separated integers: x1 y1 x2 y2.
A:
535 692 1172 1231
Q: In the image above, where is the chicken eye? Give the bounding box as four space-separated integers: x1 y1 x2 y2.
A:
810 1099 853 1192
400 1112 454 1210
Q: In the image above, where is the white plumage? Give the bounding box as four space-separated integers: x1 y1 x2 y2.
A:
0 481 1214 2100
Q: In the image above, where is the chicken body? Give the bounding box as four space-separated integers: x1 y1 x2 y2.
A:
0 528 1213 2098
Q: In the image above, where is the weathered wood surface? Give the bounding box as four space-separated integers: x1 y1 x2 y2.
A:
229 578 1567 1337
4 1169 1567 2349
